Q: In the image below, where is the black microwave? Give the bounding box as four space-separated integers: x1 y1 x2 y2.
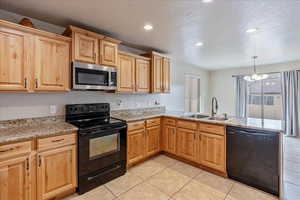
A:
72 62 117 91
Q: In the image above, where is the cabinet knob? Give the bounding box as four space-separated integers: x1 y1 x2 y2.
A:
35 79 38 88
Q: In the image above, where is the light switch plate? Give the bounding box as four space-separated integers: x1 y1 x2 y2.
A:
49 105 57 114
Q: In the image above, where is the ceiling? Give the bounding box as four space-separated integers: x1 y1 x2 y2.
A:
1 0 300 70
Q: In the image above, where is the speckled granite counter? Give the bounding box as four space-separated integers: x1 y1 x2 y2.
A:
0 116 78 145
112 110 283 132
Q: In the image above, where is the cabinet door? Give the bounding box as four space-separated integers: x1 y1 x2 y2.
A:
162 57 171 93
177 128 197 161
135 58 150 93
34 36 70 91
0 156 30 200
117 53 135 93
127 129 145 166
74 32 98 64
162 125 176 154
0 28 30 91
152 55 163 93
100 40 118 67
37 145 76 200
146 126 161 156
200 132 226 172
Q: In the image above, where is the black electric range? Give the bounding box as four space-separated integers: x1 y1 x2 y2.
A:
66 103 127 194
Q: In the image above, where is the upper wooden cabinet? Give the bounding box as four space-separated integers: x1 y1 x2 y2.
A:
100 40 118 66
34 36 70 91
0 20 71 92
117 52 136 93
0 27 30 91
136 58 151 93
117 51 150 93
74 32 99 64
142 51 171 93
64 26 121 67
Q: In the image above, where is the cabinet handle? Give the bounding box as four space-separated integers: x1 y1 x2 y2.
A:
52 138 64 143
199 134 201 141
26 158 29 170
93 53 96 61
35 79 38 88
0 148 14 153
38 155 42 167
24 78 27 89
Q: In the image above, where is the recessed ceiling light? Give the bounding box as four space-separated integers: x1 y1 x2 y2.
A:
246 28 259 33
202 0 214 3
144 24 153 31
195 42 204 47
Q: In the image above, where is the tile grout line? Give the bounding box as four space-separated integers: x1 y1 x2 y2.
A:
104 184 118 199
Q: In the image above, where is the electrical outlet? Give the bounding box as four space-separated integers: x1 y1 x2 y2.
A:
49 105 57 114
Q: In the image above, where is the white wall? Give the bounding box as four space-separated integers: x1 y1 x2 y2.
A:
0 9 211 120
209 60 300 115
160 60 210 113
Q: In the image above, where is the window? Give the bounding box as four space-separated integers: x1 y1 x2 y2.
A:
247 73 282 120
184 75 201 113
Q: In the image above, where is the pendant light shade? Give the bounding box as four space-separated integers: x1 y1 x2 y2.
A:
243 56 268 81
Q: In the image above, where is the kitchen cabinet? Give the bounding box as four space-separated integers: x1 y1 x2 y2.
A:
162 125 177 154
142 51 171 93
37 145 76 200
135 57 150 93
0 27 30 91
74 32 99 64
64 25 121 67
36 134 77 200
162 57 171 93
127 118 161 167
152 55 163 93
146 125 161 156
0 156 30 200
100 39 118 66
0 20 71 92
34 36 70 91
177 128 197 161
117 51 150 93
117 52 136 93
127 128 146 166
199 132 226 173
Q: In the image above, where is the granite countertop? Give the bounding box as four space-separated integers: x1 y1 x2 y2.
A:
113 111 283 132
0 116 78 145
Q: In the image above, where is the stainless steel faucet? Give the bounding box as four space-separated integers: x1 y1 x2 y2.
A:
211 97 218 118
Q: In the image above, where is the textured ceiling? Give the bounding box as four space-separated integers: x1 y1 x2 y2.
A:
1 0 300 69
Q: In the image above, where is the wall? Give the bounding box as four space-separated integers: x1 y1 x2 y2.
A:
209 60 300 115
160 60 210 113
0 9 211 120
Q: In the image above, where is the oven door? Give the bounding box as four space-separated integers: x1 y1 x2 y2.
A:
72 62 117 90
78 126 127 176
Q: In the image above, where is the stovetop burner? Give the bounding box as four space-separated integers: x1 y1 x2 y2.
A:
69 117 125 130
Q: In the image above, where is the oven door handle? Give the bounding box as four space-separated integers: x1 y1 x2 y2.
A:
79 125 127 136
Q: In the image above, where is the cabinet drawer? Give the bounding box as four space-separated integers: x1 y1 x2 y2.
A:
163 117 176 126
177 120 197 130
0 141 32 160
127 121 145 132
199 123 225 136
37 133 76 152
146 118 161 127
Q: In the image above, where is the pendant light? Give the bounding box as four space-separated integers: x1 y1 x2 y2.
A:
244 29 268 81
244 56 268 81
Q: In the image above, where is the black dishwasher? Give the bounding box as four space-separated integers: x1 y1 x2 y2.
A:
227 126 280 196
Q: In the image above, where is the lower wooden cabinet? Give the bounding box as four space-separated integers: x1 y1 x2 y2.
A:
162 125 177 154
37 145 77 200
0 133 77 200
199 132 226 173
177 128 197 161
0 155 30 200
145 125 160 156
127 128 146 166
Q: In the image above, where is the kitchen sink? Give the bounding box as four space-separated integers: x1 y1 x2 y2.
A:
186 114 210 119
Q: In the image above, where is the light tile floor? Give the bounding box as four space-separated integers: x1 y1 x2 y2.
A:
63 155 278 200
